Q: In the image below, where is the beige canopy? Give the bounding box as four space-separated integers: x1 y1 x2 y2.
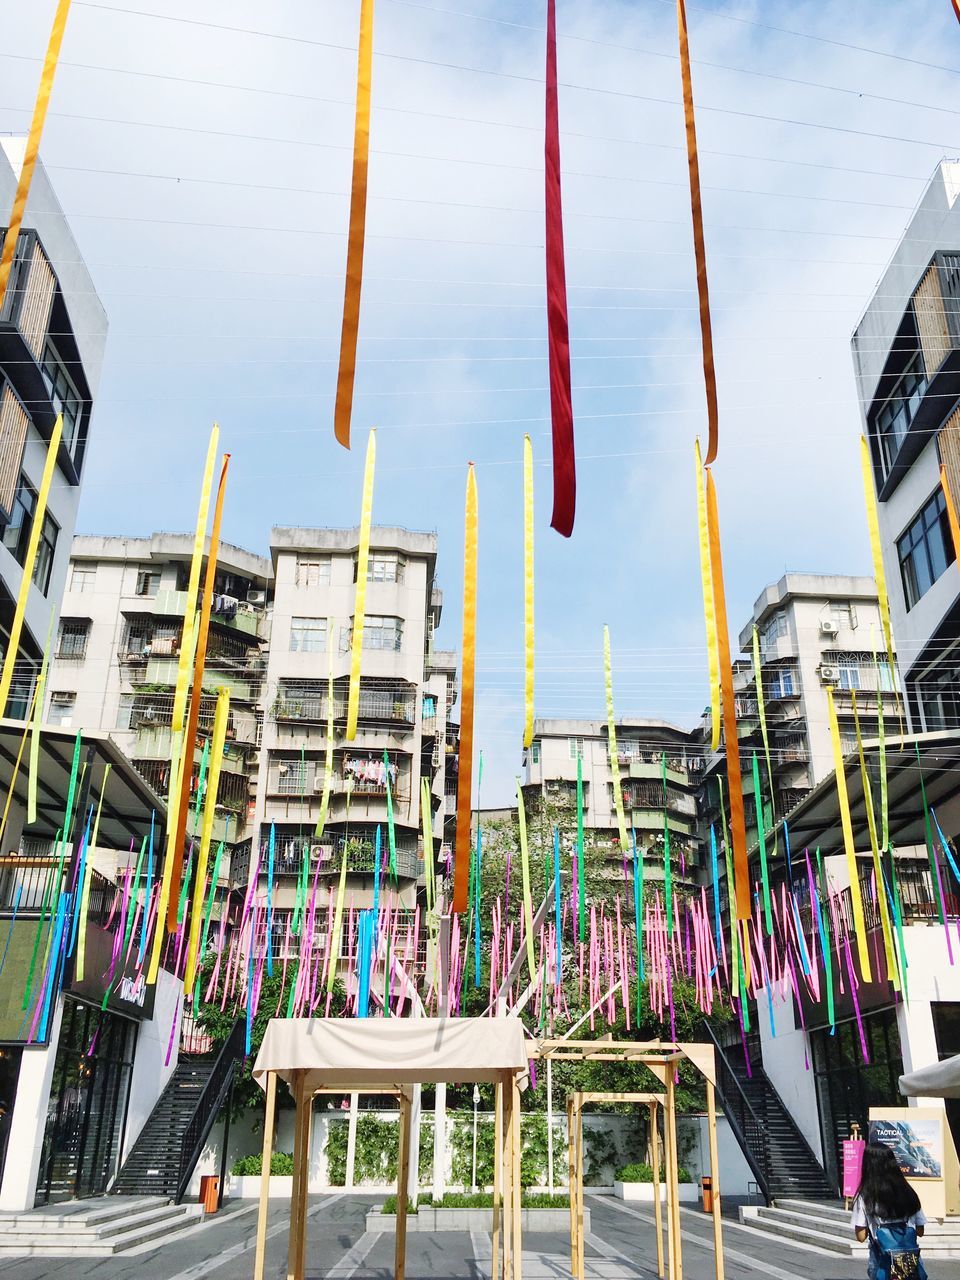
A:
252 1015 532 1091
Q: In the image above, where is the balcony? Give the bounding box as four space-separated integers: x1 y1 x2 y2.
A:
143 656 258 702
272 688 416 726
151 589 264 638
625 759 689 788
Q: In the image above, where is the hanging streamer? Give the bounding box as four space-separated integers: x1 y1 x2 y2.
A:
661 754 674 937
0 0 72 308
827 686 872 981
603 626 629 855
453 464 478 913
523 434 535 745
751 753 773 935
852 692 899 990
183 688 230 991
314 642 336 837
27 624 53 825
516 779 537 982
0 416 61 715
334 0 375 449
676 0 718 464
860 436 897 698
544 0 576 536
694 440 721 750
347 429 376 738
705 469 750 920
576 752 585 943
751 625 776 848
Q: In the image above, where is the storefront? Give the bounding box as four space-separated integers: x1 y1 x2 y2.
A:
34 998 137 1204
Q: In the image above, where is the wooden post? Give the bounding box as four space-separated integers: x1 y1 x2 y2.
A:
287 1073 311 1280
650 1102 664 1280
253 1070 277 1280
395 1087 412 1280
492 1081 503 1280
502 1082 514 1280
574 1097 584 1280
510 1076 523 1280
567 1096 576 1280
705 1080 725 1280
664 1075 682 1280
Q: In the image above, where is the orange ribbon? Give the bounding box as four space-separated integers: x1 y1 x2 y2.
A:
453 464 478 914
941 463 960 567
706 468 750 921
334 0 375 450
0 0 72 311
676 0 718 465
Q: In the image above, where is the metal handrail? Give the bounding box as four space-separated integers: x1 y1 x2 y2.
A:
175 1017 245 1203
700 1020 771 1204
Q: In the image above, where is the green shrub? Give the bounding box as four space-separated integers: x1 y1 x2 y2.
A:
615 1162 694 1185
325 1119 348 1186
230 1151 294 1176
378 1191 568 1213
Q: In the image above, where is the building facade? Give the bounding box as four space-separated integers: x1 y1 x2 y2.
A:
0 138 107 732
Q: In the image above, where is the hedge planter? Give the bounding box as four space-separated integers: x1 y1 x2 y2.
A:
614 1181 698 1203
367 1206 591 1233
230 1175 294 1199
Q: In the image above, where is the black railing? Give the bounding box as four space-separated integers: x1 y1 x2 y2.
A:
701 1020 771 1204
176 1017 245 1203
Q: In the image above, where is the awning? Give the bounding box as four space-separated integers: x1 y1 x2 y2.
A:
752 730 960 859
0 719 166 849
253 1016 531 1092
900 1055 960 1099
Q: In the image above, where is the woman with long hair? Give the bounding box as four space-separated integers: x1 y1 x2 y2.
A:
852 1143 926 1279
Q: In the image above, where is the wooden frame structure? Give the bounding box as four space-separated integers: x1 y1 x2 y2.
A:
536 1039 725 1280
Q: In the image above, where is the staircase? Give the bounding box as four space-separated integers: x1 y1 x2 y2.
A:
741 1199 960 1260
0 1196 204 1256
111 1018 244 1202
702 1022 834 1204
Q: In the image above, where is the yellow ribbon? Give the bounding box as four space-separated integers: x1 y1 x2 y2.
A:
603 625 629 855
453 464 478 913
827 686 872 981
940 462 960 570
523 434 535 749
516 778 536 982
0 414 61 716
347 429 376 739
0 0 72 309
183 688 230 991
75 763 110 983
705 468 751 921
420 776 435 919
852 692 899 991
0 682 41 849
695 440 721 751
334 0 375 449
860 436 898 709
172 426 218 738
28 618 53 824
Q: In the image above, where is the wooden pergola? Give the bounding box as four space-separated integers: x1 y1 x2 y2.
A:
536 1039 725 1280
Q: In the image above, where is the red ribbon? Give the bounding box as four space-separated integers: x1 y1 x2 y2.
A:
545 0 575 537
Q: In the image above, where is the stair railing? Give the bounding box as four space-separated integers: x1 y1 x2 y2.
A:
700 1020 771 1204
175 1017 245 1203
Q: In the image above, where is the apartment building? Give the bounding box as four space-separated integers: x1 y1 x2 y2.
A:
253 527 457 961
852 159 960 732
521 717 704 885
0 138 107 729
47 533 273 890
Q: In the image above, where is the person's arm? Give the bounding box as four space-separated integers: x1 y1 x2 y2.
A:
851 1200 868 1243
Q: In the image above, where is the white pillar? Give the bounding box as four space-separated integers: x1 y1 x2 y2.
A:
432 1084 447 1200
410 1084 422 1209
547 1057 554 1196
0 998 63 1211
345 1091 359 1190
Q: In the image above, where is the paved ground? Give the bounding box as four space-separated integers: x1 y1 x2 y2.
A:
0 1192 953 1280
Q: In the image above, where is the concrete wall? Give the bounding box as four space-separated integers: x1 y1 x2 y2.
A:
121 969 184 1162
0 999 64 1211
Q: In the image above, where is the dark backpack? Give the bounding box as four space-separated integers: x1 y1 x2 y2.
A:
870 1219 926 1280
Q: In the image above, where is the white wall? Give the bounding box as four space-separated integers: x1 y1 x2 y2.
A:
897 925 960 1106
757 982 823 1162
0 998 64 1211
121 969 184 1161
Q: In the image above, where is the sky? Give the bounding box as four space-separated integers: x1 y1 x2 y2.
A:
3 0 960 805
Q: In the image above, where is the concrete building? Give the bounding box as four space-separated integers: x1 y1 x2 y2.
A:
521 717 704 885
254 527 457 966
0 137 107 725
47 533 273 892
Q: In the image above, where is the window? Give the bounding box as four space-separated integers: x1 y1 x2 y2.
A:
2 474 58 594
289 616 326 653
569 737 585 760
918 660 960 731
874 355 927 479
275 757 308 795
40 341 84 456
116 693 135 729
830 603 855 628
0 383 29 520
295 555 331 588
761 611 788 652
898 488 954 610
135 568 160 597
767 668 797 699
360 616 403 651
878 661 897 693
56 618 89 660
838 657 861 691
47 691 75 726
70 562 96 593
364 553 405 583
531 741 540 765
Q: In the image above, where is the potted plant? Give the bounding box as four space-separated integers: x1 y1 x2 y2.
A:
614 1162 698 1203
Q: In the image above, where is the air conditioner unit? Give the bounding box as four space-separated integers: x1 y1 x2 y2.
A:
312 844 333 861
247 589 266 605
314 777 325 792
820 619 839 637
819 664 840 683
278 763 289 774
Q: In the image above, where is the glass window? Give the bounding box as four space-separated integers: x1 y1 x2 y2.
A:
918 660 960 731
361 615 403 651
898 488 954 610
874 355 927 479
2 473 57 594
116 693 135 730
40 341 84 457
289 616 326 653
830 603 854 627
768 668 797 699
531 741 540 765
569 737 585 760
295 555 331 587
838 657 861 691
56 618 89 660
34 511 58 595
135 568 160 597
275 757 307 794
364 553 405 583
70 562 96 593
761 611 788 651
47 692 75 726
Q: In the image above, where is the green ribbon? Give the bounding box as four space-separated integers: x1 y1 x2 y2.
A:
815 848 835 1033
916 743 947 926
752 752 773 935
384 749 397 881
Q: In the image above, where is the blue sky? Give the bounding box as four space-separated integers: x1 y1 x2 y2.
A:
3 0 960 803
